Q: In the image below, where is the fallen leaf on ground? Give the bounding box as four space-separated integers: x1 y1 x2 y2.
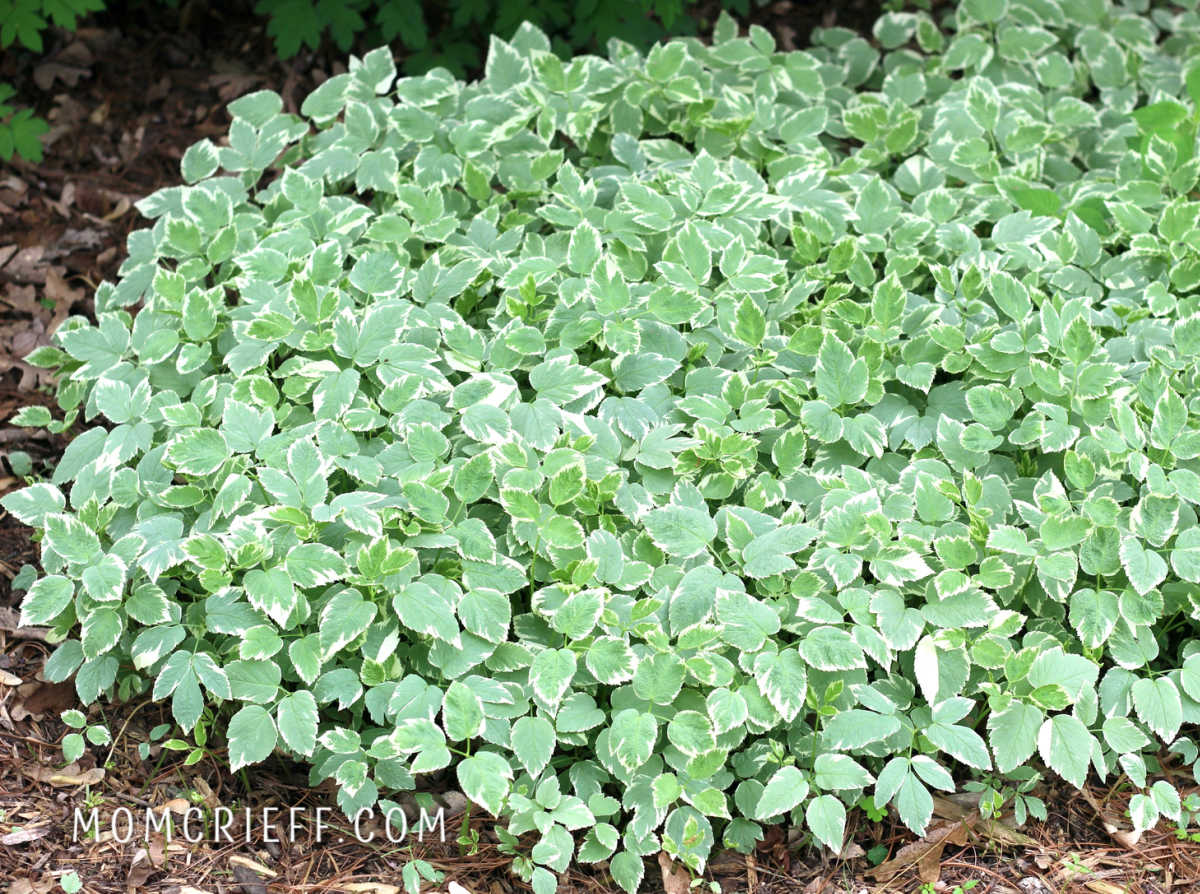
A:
230 863 268 894
148 833 166 867
0 608 47 642
1111 829 1141 848
43 267 84 331
33 62 91 92
837 840 866 859
126 847 154 888
440 789 469 814
0 827 49 846
8 879 55 894
0 284 40 314
229 855 276 877
191 776 218 808
33 40 95 90
102 197 131 222
1082 883 1128 894
1078 788 1140 848
3 248 45 284
657 851 690 894
977 816 1039 847
932 793 980 820
49 767 105 786
867 819 968 884
16 680 75 717
24 762 80 782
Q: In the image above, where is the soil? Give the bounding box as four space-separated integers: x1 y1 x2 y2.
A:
1 1 1199 892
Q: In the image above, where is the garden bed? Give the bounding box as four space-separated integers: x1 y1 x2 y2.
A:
3 2 1200 893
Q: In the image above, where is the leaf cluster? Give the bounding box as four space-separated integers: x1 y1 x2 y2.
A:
9 0 1200 889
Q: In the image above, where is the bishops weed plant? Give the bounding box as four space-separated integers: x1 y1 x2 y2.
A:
7 0 1200 889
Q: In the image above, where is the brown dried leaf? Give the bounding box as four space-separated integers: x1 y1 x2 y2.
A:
1082 883 1128 894
228 855 275 878
48 767 105 787
10 319 49 366
0 608 47 642
34 63 92 91
191 776 218 808
44 267 84 315
1 284 40 314
1078 788 1139 847
1111 829 1141 849
8 879 55 894
931 793 981 820
209 72 263 103
657 852 691 894
23 762 77 783
837 840 866 860
867 819 969 883
148 833 166 868
126 847 154 888
230 864 269 894
18 680 76 717
977 816 1039 848
0 827 49 846
3 248 46 284
102 197 131 222
58 40 95 67
44 96 89 149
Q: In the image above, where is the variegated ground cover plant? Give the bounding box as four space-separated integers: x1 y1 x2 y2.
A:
6 0 1200 889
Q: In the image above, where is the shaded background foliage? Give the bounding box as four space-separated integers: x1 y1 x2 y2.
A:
4 0 873 160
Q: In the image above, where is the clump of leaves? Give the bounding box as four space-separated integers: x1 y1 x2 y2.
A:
59 709 110 763
7 0 1200 889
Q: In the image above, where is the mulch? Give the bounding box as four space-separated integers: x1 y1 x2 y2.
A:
1 1 1199 892
1 658 1196 894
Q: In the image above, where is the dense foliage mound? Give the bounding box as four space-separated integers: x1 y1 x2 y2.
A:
8 0 1200 889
